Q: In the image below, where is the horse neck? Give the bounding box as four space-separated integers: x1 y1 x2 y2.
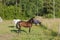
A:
27 19 32 23
27 17 34 23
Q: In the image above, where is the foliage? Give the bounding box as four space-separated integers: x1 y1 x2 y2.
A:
0 0 60 20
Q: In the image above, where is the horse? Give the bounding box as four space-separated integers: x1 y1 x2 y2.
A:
33 19 41 26
16 17 34 33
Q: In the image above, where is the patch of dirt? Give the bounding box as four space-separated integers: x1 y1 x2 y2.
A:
0 33 15 40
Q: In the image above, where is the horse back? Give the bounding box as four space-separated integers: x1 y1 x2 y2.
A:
19 21 32 27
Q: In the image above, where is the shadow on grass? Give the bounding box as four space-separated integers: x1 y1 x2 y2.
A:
11 29 17 33
40 24 47 29
11 29 27 33
8 26 15 28
51 30 58 37
40 24 58 37
8 25 27 33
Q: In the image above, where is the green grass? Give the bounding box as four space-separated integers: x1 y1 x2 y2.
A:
0 20 60 40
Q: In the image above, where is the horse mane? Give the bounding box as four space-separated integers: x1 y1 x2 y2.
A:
27 17 35 22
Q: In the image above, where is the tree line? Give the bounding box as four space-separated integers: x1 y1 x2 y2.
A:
0 0 60 20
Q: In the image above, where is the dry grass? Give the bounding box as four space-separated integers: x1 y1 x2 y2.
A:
35 16 60 32
0 18 60 40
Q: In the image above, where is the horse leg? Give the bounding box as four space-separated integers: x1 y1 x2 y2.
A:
35 23 37 26
39 22 42 25
18 24 21 33
19 26 21 33
17 28 20 34
17 26 21 34
16 22 21 33
29 27 31 33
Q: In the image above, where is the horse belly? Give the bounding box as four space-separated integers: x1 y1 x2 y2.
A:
20 23 31 28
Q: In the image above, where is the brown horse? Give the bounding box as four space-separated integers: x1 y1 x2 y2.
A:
16 17 34 33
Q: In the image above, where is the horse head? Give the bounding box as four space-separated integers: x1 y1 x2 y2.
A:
28 17 35 23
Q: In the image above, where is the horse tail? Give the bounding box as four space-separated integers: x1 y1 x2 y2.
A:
16 21 20 29
16 21 21 33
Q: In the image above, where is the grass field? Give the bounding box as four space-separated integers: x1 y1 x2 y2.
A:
0 19 60 40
